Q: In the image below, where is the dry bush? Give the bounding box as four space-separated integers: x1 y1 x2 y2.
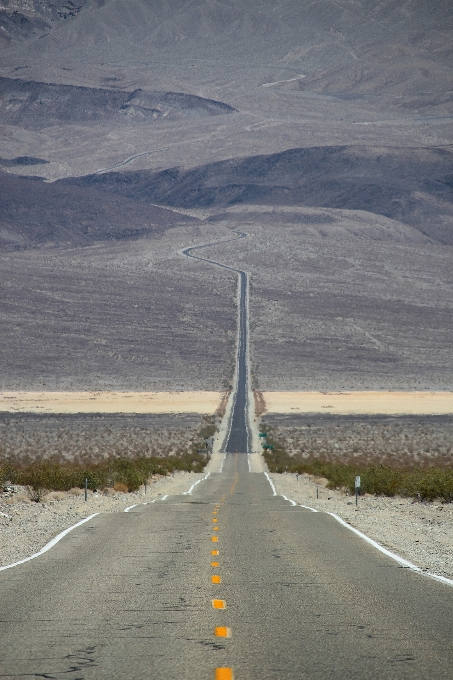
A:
113 482 128 493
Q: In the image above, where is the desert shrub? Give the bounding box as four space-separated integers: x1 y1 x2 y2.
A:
0 452 207 497
262 428 453 503
0 411 220 498
198 416 217 441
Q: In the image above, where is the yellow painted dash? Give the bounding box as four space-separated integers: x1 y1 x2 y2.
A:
216 668 233 680
211 536 218 543
212 518 218 522
211 575 221 584
211 561 219 567
215 626 231 638
213 526 219 531
212 599 226 609
211 550 219 555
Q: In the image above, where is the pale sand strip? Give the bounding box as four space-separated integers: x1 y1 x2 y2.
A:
262 391 453 415
0 391 223 414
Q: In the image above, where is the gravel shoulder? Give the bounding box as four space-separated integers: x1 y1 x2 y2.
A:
0 470 206 568
270 471 453 581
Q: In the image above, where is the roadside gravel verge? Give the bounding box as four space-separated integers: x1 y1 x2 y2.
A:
0 471 206 568
270 472 453 581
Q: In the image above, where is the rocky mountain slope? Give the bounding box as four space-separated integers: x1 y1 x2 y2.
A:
63 145 453 244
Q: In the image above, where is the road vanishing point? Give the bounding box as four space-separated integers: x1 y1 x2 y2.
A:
1 239 453 679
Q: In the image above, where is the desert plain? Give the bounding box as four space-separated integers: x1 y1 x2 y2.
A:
0 0 453 577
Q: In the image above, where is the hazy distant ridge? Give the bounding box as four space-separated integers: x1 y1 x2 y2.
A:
63 145 453 244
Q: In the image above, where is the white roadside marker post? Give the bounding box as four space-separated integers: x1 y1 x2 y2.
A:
355 476 361 506
85 477 88 502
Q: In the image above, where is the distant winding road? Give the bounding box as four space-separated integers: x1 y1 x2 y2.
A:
183 232 251 454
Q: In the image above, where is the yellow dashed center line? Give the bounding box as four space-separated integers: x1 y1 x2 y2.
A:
210 503 231 679
212 599 226 609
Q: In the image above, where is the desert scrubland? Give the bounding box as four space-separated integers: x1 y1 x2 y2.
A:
0 224 237 391
0 0 452 572
0 412 211 462
261 413 453 466
178 209 453 392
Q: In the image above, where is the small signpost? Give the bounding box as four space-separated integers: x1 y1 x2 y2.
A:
355 476 361 506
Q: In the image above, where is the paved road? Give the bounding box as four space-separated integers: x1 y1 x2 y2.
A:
1 454 453 679
1 239 453 678
183 234 250 453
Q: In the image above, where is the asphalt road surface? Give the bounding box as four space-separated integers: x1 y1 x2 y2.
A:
1 454 453 679
183 233 250 453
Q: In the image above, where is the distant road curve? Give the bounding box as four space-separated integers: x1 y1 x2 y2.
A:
182 232 251 453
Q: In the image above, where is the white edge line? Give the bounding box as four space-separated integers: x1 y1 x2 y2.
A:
328 512 453 587
247 452 252 472
0 513 99 572
281 494 297 506
266 473 317 510
268 475 452 585
218 453 226 473
299 503 319 513
182 472 211 496
161 495 168 501
124 504 138 513
264 471 277 496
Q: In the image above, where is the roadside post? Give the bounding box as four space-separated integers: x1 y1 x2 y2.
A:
355 476 361 506
85 477 88 502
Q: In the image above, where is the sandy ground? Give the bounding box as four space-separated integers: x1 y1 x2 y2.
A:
270 472 453 581
262 391 453 415
0 391 223 414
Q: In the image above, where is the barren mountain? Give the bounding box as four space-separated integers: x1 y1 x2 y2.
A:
0 76 236 128
0 1 102 47
0 0 452 392
0 171 195 248
63 144 453 243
